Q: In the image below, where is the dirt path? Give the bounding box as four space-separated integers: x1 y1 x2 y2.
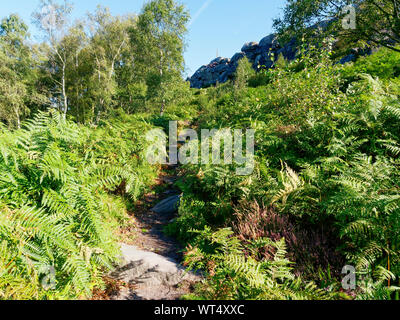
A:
132 165 183 261
97 165 200 300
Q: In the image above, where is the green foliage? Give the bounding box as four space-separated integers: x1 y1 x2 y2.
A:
234 57 255 92
183 227 338 300
130 0 189 115
328 155 400 274
3 0 400 302
0 110 157 299
165 196 210 242
274 1 400 53
29 0 190 123
342 48 400 81
0 14 46 128
169 47 400 300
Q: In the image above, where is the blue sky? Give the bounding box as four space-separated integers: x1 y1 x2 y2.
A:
1 0 287 76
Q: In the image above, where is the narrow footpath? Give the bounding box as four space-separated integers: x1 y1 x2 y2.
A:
105 164 200 300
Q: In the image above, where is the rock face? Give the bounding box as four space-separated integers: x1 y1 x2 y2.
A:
111 244 200 300
188 30 361 89
189 33 299 89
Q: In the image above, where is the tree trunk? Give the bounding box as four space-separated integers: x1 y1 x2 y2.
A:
160 97 165 116
62 63 68 119
159 48 165 116
15 107 21 129
95 110 101 124
95 98 104 125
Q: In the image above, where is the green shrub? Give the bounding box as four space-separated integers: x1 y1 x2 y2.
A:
183 227 341 300
234 57 255 92
342 48 400 82
169 48 400 300
0 110 157 299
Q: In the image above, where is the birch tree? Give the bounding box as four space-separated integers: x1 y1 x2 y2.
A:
87 6 135 123
131 0 189 115
33 0 73 118
0 15 45 128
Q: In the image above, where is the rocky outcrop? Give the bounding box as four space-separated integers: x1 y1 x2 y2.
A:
189 33 299 89
188 28 365 89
